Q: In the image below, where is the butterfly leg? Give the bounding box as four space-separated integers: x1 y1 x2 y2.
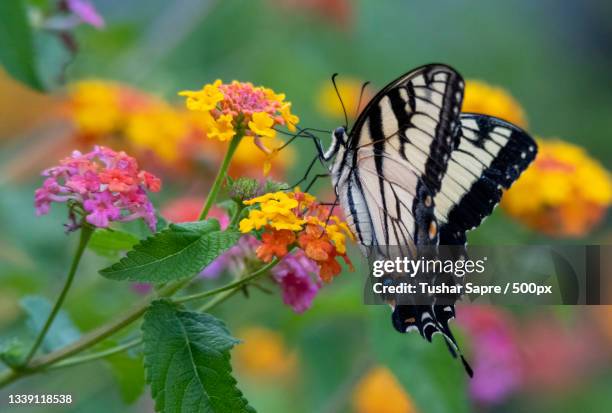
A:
288 156 319 188
305 173 331 192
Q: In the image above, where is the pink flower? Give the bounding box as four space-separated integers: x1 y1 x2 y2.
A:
458 306 523 405
34 146 161 231
272 251 321 313
66 0 105 29
83 192 121 227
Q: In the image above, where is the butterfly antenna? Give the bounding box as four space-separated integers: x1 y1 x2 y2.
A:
331 73 349 130
355 81 370 119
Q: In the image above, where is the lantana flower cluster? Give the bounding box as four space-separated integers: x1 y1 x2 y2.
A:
66 80 294 177
180 80 300 175
35 146 161 230
502 139 611 237
239 190 354 282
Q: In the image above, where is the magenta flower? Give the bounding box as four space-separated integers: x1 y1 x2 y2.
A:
272 251 321 313
35 146 161 231
66 0 105 28
458 306 523 405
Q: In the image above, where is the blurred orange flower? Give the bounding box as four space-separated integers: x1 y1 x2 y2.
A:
233 326 297 380
463 80 528 129
63 79 295 178
352 366 418 413
502 139 611 237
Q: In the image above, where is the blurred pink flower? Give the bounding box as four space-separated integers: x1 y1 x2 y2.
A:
200 235 260 279
66 0 105 28
458 306 523 405
161 197 229 229
272 251 321 313
520 315 604 392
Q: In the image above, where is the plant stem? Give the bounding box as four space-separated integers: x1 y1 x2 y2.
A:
8 259 279 372
49 337 143 370
198 134 242 220
22 225 94 366
174 258 279 305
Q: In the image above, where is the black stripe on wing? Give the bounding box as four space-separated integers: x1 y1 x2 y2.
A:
438 114 537 245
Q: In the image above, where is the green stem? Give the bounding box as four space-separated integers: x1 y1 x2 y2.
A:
0 259 280 377
174 258 279 305
22 225 94 366
198 134 242 220
49 337 142 371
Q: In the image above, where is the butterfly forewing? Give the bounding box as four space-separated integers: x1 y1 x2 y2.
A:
335 65 465 253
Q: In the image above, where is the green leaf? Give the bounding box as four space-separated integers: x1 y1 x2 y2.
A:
142 300 255 413
368 307 470 413
0 0 44 90
0 337 26 368
21 295 80 352
88 229 140 259
99 220 240 283
101 341 145 404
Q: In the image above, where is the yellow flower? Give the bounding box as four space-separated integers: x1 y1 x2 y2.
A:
463 80 528 128
248 111 276 138
502 139 612 237
316 77 371 120
352 366 418 413
125 105 188 162
241 191 305 232
263 148 279 177
208 113 236 141
68 80 122 135
233 327 297 380
306 216 354 254
239 210 268 233
178 79 223 112
280 103 299 132
263 87 286 104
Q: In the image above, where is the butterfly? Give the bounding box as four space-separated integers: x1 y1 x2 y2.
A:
314 64 537 376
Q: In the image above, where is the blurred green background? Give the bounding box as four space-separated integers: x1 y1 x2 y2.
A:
1 1 611 412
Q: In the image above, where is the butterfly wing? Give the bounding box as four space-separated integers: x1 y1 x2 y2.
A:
337 64 464 254
435 113 537 245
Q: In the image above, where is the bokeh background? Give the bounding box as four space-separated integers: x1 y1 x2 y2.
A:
1 1 611 412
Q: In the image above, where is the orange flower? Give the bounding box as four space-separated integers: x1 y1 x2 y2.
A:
352 366 418 413
234 326 297 380
502 139 611 237
256 229 296 262
298 224 345 282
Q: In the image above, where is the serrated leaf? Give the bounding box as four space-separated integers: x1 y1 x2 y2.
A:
99 220 240 283
368 307 469 413
88 229 140 259
0 0 44 90
21 295 80 352
142 300 255 413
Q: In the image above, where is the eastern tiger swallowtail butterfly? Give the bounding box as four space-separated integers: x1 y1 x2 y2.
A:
315 64 537 376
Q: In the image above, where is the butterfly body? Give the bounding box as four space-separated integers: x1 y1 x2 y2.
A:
320 64 537 376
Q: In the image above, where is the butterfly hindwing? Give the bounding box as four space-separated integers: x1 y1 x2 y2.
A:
436 113 538 245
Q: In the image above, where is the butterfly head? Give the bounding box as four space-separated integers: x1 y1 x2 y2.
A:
333 126 348 146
